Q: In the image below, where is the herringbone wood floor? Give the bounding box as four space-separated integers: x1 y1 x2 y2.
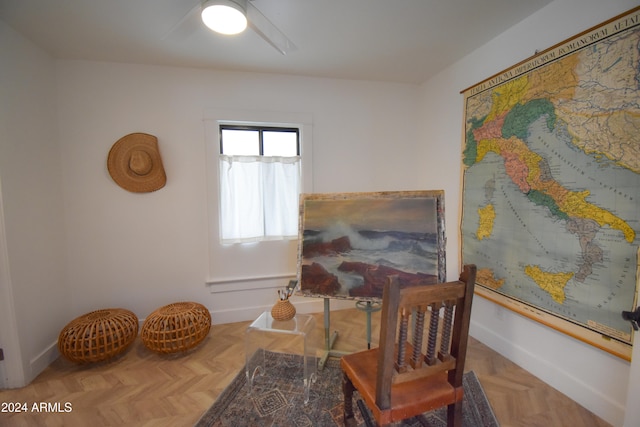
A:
0 308 611 427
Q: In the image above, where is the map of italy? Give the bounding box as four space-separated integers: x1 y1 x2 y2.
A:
461 10 640 353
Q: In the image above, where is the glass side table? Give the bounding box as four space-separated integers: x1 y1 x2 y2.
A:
245 311 317 404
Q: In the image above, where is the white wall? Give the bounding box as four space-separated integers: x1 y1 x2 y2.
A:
624 331 640 427
417 0 639 425
54 61 423 325
0 21 69 385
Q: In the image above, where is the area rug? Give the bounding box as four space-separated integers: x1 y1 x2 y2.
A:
194 350 499 427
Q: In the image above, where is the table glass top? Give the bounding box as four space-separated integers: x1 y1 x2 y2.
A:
248 311 315 334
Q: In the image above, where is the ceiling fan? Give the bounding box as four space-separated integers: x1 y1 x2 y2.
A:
166 0 297 55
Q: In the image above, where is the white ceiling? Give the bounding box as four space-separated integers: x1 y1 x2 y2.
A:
0 0 553 84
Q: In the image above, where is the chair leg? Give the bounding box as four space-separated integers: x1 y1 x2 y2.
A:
343 372 356 426
447 401 463 427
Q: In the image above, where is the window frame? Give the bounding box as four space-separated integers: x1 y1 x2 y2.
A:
219 124 300 157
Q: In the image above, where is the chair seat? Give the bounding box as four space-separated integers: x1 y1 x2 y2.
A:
341 347 462 423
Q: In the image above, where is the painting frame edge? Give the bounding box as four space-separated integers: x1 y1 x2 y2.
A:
296 190 446 301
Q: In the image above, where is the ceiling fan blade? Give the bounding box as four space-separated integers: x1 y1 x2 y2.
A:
246 1 297 55
162 1 201 41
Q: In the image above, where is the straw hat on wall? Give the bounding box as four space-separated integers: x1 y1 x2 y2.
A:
107 133 167 193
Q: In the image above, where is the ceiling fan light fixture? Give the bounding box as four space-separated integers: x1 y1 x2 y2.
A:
201 0 248 35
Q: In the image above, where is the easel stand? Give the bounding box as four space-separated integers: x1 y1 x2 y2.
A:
317 298 383 369
355 300 382 349
318 298 349 369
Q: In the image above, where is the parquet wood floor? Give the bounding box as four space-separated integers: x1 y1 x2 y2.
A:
0 308 611 427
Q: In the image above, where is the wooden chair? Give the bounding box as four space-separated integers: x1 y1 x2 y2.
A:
341 264 477 427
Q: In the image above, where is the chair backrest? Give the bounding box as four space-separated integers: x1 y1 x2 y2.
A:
375 264 477 410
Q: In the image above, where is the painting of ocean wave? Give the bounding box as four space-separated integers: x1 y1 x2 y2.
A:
297 191 446 300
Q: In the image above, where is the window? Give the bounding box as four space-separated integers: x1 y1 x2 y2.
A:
220 126 299 156
218 125 301 243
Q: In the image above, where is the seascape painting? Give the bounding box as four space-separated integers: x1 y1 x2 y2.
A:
297 191 446 300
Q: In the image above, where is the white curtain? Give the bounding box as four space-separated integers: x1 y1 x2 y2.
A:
219 155 300 243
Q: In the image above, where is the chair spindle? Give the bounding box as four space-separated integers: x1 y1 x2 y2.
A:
396 310 409 372
439 301 454 360
411 308 426 369
426 303 440 365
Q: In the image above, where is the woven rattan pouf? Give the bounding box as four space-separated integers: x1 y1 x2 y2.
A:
58 308 139 364
141 302 211 354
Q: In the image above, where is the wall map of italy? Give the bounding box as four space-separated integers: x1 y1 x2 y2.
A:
461 7 640 359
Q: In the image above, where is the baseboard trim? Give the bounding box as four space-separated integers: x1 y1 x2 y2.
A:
29 340 59 383
470 319 625 426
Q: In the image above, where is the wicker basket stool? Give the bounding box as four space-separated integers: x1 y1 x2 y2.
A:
141 302 211 354
58 308 139 364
